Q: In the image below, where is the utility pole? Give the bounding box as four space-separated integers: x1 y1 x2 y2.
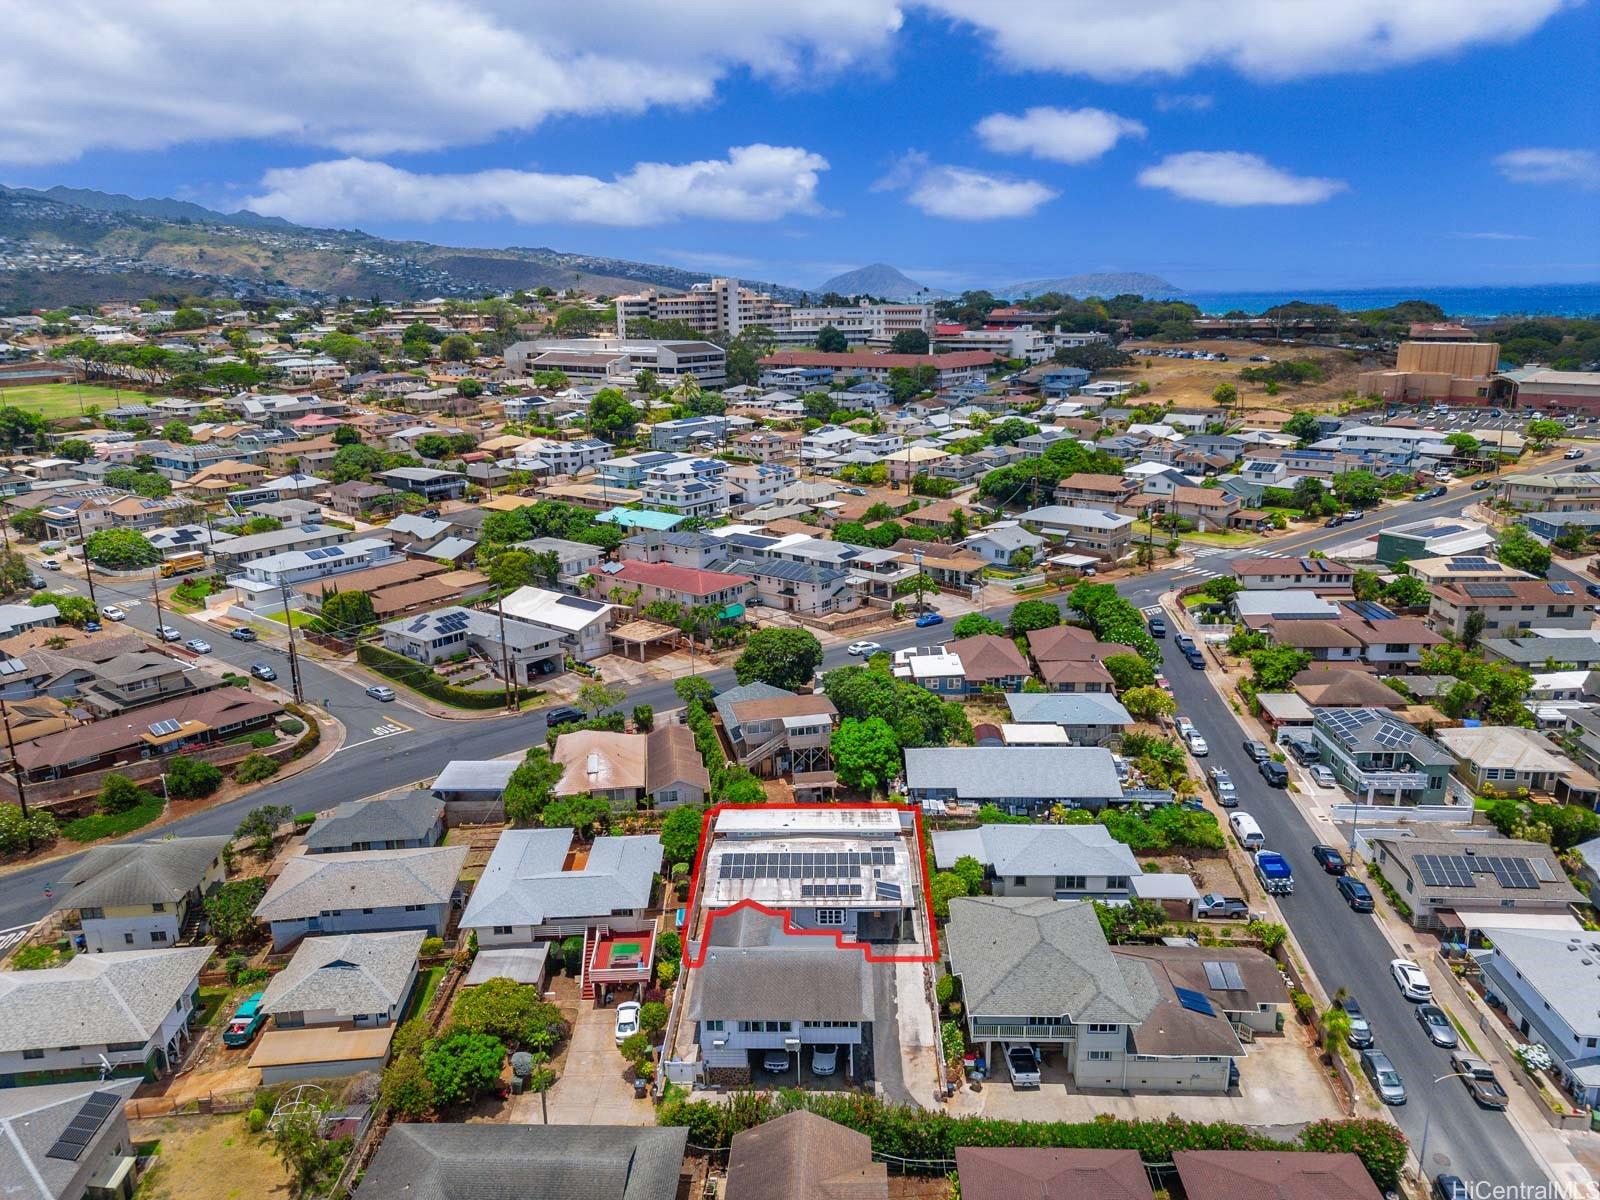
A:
0 697 33 837
200 505 219 571
495 594 515 713
279 581 304 703
73 514 98 610
150 577 169 636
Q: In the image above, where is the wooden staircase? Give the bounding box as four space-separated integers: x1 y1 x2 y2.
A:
579 925 601 1000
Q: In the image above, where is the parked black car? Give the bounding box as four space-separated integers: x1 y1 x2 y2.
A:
1339 996 1374 1048
1337 875 1375 912
1259 760 1289 787
1148 615 1167 638
1312 845 1347 874
542 705 585 729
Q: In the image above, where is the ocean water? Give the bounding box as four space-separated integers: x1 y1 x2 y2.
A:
1178 282 1600 319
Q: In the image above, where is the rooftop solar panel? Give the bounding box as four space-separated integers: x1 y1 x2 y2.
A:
1463 583 1515 598
1550 582 1573 595
1174 986 1216 1016
1203 960 1247 990
46 1091 121 1161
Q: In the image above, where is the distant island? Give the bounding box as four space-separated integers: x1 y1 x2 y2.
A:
999 272 1184 299
815 263 950 300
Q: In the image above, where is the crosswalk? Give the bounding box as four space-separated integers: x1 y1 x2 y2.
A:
0 924 32 957
1176 546 1289 580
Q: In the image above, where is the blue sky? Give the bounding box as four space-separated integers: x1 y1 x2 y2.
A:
2 1 1597 292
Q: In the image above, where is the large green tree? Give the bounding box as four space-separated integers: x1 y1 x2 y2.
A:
816 325 848 353
1495 525 1551 576
586 387 636 439
318 590 376 632
830 717 903 794
734 628 824 691
84 528 161 569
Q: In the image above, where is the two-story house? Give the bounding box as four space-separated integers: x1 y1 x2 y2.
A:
949 635 1031 693
1053 473 1138 513
713 684 838 799
1479 928 1600 1106
375 467 467 503
726 557 855 616
253 846 468 950
1428 579 1590 637
904 747 1124 815
1003 692 1134 748
1230 557 1356 592
596 559 751 615
49 836 228 953
0 947 212 1086
77 652 217 717
1310 707 1456 805
303 793 445 854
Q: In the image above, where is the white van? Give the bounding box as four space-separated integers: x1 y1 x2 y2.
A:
1229 811 1265 852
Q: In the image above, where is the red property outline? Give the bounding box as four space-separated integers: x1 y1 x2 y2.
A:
681 802 940 967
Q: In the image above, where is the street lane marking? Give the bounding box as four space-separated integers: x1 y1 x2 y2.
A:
0 924 31 956
333 720 414 755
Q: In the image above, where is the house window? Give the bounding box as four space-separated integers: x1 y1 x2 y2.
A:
22 1047 44 1060
1087 1023 1119 1034
361 908 374 915
151 902 165 913
1085 1050 1112 1062
1105 876 1129 891
150 931 168 943
816 909 845 927
124 932 135 945
1055 876 1085 890
703 1021 725 1032
1484 768 1500 781
1013 876 1028 887
404 904 426 912
492 926 513 935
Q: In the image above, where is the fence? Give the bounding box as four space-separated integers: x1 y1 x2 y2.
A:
124 1089 256 1120
0 733 297 809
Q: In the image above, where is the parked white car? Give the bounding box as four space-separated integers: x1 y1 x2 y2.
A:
1310 765 1337 788
100 605 126 621
613 1001 641 1045
1187 732 1209 757
1390 958 1433 1002
1004 1043 1040 1089
846 641 882 657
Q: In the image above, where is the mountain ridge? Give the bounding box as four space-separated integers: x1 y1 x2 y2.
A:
816 263 951 300
999 271 1183 299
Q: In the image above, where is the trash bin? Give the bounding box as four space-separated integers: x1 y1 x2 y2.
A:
633 1078 648 1099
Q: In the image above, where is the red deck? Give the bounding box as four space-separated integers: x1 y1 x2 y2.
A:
589 926 656 978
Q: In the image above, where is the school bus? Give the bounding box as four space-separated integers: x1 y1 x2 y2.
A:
159 552 208 578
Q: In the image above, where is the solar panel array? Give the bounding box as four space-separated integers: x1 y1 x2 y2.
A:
720 847 895 881
147 718 182 737
1550 582 1574 595
1415 853 1541 889
800 883 862 899
46 1091 121 1162
1371 721 1416 749
875 880 903 902
305 547 345 561
1444 557 1494 571
1463 582 1515 598
1203 960 1246 991
555 595 605 612
1174 986 1216 1016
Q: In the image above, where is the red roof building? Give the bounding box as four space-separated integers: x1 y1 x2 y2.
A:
603 560 752 608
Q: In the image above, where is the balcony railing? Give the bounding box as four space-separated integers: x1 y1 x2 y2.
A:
1354 770 1431 792
970 1022 1076 1040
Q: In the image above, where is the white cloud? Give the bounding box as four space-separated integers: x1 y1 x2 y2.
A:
1494 147 1600 189
922 0 1571 81
0 1 902 164
1451 231 1534 241
243 146 830 227
873 152 1056 219
1137 151 1346 206
975 106 1145 164
1155 93 1213 112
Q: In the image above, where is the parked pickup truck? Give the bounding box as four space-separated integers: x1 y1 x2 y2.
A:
1254 851 1295 895
1004 1043 1041 1089
1450 1052 1509 1109
1196 893 1250 920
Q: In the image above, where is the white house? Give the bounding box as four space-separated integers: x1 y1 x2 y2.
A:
497 586 615 662
48 836 229 953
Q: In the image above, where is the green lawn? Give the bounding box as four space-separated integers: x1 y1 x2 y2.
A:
1180 530 1262 548
0 383 137 420
62 796 164 842
260 610 316 628
403 966 446 1024
195 986 232 1028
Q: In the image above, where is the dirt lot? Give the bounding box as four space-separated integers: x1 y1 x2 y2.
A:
131 1113 292 1200
1111 339 1385 418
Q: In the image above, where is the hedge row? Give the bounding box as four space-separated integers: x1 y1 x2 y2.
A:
357 644 541 710
657 1091 1406 1189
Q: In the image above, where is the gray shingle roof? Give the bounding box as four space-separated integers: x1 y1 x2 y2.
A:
0 1079 140 1200
726 1110 886 1200
260 930 424 1020
354 1123 688 1200
0 947 213 1052
903 747 1122 803
303 793 444 852
254 846 467 922
932 824 1139 878
945 897 1155 1025
432 759 518 794
1004 692 1133 727
461 830 661 930
50 835 229 913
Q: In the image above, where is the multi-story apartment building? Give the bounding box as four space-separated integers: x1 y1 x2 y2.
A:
504 338 727 387
639 457 731 519
1499 471 1600 513
615 277 790 337
1427 579 1589 637
779 301 934 346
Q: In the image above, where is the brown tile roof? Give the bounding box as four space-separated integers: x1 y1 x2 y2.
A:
1058 473 1131 494
1037 659 1115 688
553 730 646 795
950 634 1029 682
1336 617 1444 647
727 694 838 724
1173 1150 1382 1200
1170 486 1236 508
1292 669 1406 709
645 724 710 795
726 1111 886 1200
294 557 447 598
1027 624 1126 663
15 686 281 771
1432 580 1583 605
1268 622 1363 649
956 1148 1151 1200
367 574 487 618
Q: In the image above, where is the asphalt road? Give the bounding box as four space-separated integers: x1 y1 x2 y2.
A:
0 485 1555 1183
1156 633 1545 1188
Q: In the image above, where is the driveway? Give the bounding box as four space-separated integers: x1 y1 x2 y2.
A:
973 1025 1340 1131
513 997 653 1126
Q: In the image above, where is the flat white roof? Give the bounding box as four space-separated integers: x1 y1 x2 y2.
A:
1000 723 1071 745
713 807 905 835
704 835 916 910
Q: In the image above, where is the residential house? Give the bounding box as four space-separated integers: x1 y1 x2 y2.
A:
946 897 1241 1094
460 829 661 999
1230 556 1356 592
1499 471 1600 513
903 747 1123 815
76 652 217 718
303 793 445 854
1334 614 1445 668
0 947 212 1087
933 824 1139 901
1433 726 1583 796
726 557 853 616
326 480 401 518
713 683 838 797
380 605 563 684
227 538 396 613
258 930 423 1030
211 524 348 569
1478 928 1600 1106
1016 506 1134 559
1054 473 1138 513
253 845 468 950
14 688 282 784
497 586 615 662
962 523 1045 568
887 539 985 594
48 836 228 953
1310 707 1454 805
1025 625 1120 693
0 1079 142 1200
1003 691 1134 748
1482 636 1600 671
596 560 751 614
644 723 713 808
429 759 518 825
1367 834 1581 932
516 537 606 589
375 467 467 503
1164 486 1240 531
955 1148 1152 1200
552 730 647 808
725 1110 887 1200
1292 668 1409 710
949 635 1031 692
1374 516 1494 566
1174 1152 1381 1200
1428 579 1591 637
352 1124 688 1200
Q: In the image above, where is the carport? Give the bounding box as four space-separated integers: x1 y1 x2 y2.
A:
609 619 679 662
